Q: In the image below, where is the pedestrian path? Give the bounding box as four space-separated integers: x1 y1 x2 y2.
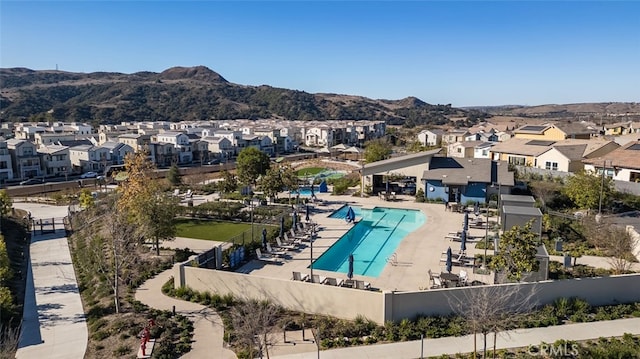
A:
135 264 237 359
14 203 87 359
270 317 640 358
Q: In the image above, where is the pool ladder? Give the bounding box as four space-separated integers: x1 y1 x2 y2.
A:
387 253 398 266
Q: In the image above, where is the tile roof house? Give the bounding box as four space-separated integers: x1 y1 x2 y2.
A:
513 123 596 141
583 141 640 182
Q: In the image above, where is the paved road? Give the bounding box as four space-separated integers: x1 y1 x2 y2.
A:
13 203 87 359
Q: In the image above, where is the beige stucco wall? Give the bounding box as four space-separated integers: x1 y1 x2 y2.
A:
388 274 640 321
179 265 384 323
514 127 566 141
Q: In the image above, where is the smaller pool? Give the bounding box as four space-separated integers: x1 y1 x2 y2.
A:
290 187 315 197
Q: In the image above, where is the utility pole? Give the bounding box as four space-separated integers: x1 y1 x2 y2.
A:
597 159 607 221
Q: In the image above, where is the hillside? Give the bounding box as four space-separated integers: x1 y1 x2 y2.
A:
0 66 474 126
468 103 640 119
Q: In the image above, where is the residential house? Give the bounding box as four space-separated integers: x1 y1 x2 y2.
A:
513 123 596 141
442 129 469 145
0 137 14 182
604 122 632 136
535 140 619 173
34 132 77 147
422 158 514 204
417 129 444 147
147 142 176 167
155 131 192 164
7 139 42 179
304 126 334 147
37 145 71 178
583 141 640 182
213 130 243 155
69 145 111 174
118 133 153 151
447 141 483 159
201 137 233 162
99 142 134 165
14 125 46 141
474 142 496 159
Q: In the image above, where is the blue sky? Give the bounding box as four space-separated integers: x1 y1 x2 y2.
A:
1 1 639 107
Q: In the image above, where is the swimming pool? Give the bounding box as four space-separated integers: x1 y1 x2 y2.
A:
290 187 314 197
313 206 425 278
328 204 362 220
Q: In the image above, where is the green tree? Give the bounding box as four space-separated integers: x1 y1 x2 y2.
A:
166 163 182 186
406 141 427 153
364 138 392 163
0 190 11 217
78 189 95 209
0 236 13 314
236 147 271 186
145 193 180 256
491 220 540 282
563 170 614 210
117 150 157 225
259 167 284 202
219 170 238 194
280 165 299 205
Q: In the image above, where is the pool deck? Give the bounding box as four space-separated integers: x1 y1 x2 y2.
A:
237 192 494 291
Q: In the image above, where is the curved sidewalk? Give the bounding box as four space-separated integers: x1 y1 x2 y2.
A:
135 264 236 359
14 203 88 359
271 317 640 358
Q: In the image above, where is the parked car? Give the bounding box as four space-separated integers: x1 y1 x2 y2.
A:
19 178 44 186
80 171 99 179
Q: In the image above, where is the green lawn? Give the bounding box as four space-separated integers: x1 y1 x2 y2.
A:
296 167 325 177
175 219 274 242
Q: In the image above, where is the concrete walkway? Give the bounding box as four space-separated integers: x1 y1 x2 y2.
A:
13 203 88 359
135 237 236 359
270 317 640 358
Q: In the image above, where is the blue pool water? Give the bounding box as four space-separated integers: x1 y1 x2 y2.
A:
290 187 314 197
313 206 425 278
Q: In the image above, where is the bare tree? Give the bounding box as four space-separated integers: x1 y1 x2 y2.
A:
90 204 140 314
447 284 539 358
230 299 280 359
583 217 639 274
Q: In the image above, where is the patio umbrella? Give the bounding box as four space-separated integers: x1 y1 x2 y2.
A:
346 206 355 223
292 211 297 230
279 216 285 239
305 205 310 222
474 201 480 216
310 183 315 197
463 211 469 231
386 178 390 194
446 247 453 273
261 228 268 250
460 230 467 253
347 254 354 280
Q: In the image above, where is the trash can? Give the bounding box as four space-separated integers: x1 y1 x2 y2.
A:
555 238 563 252
563 254 572 268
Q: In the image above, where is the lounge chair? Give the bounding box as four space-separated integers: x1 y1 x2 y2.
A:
283 233 303 245
255 248 282 264
292 271 310 282
431 277 443 289
311 274 327 284
173 188 180 196
290 228 308 241
341 279 356 288
323 277 343 286
276 237 299 251
266 243 287 258
428 269 440 282
355 280 371 290
459 270 469 286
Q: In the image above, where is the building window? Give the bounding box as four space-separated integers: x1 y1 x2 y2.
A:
508 156 526 166
457 148 462 153
545 161 558 171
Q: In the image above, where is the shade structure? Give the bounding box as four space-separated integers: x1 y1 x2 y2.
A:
347 254 354 279
460 230 467 252
446 247 453 273
261 228 268 250
463 211 469 231
474 201 480 216
345 206 355 223
305 205 310 222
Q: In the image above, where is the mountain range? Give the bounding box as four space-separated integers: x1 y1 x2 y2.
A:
0 66 473 126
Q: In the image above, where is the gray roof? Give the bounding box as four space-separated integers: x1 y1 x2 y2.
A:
502 206 542 216
500 194 536 203
422 157 515 186
362 148 441 174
